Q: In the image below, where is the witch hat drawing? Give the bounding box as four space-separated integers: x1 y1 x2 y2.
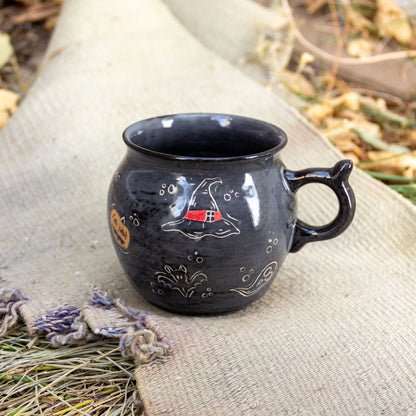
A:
161 177 240 239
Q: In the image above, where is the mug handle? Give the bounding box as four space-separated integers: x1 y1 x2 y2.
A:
283 160 356 253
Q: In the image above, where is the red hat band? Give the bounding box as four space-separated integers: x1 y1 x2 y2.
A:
184 210 223 223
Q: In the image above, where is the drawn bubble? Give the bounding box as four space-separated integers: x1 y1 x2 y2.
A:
230 189 234 193
268 239 272 243
249 269 254 274
187 255 193 261
240 267 246 273
242 274 251 282
258 279 264 286
266 246 273 253
129 216 133 221
161 183 167 188
234 192 239 198
202 288 213 298
224 194 231 201
273 238 278 245
168 184 176 194
159 190 165 196
133 219 139 226
196 257 203 264
194 251 198 255
157 289 164 295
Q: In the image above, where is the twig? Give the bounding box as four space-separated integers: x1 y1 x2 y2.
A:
389 184 416 203
281 0 416 65
357 152 410 167
352 88 406 109
10 55 29 94
11 3 60 25
324 0 344 98
363 170 416 182
358 96 414 126
37 347 121 395
354 127 410 153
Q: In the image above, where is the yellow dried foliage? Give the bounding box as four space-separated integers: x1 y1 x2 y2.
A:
375 0 415 45
304 0 328 14
366 151 416 178
0 89 20 129
345 7 374 32
328 91 362 111
0 32 13 69
407 130 416 147
279 69 317 98
331 134 366 164
347 38 377 58
298 52 315 69
254 26 294 78
306 103 333 124
306 92 363 127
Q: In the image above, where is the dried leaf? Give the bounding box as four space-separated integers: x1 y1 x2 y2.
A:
331 134 366 162
358 95 410 126
375 0 415 45
407 130 416 146
345 7 374 32
321 117 356 138
278 69 316 98
354 126 409 153
0 32 13 69
328 92 362 111
354 118 382 139
255 25 294 78
0 89 19 113
298 52 315 70
306 103 333 124
0 89 20 129
304 0 328 14
366 151 416 178
347 38 377 58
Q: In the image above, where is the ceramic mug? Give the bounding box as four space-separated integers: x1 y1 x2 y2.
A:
108 114 355 314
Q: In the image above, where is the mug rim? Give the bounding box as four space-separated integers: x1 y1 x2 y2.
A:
122 113 287 162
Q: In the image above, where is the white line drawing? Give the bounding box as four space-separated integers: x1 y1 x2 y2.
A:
230 261 278 297
152 264 208 298
161 177 240 240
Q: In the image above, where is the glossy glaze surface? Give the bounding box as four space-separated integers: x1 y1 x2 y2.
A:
108 114 355 314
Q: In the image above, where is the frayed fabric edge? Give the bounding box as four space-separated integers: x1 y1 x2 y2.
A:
0 285 28 337
0 284 170 365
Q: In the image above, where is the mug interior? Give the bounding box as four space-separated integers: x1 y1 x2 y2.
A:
123 114 287 161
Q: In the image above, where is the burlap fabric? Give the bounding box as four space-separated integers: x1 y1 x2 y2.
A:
1 0 416 414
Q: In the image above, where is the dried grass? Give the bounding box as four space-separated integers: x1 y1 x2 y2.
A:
260 0 416 203
0 322 142 416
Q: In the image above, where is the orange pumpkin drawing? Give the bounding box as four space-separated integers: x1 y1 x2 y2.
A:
110 209 130 250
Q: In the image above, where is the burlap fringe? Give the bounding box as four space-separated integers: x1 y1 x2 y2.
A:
0 284 169 365
0 284 28 336
90 288 169 364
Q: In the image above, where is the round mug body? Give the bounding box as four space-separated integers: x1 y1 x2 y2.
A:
108 114 355 314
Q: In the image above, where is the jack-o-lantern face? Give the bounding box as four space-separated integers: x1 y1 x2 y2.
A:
110 209 130 250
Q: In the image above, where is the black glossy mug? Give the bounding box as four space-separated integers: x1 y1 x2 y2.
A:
108 114 355 314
